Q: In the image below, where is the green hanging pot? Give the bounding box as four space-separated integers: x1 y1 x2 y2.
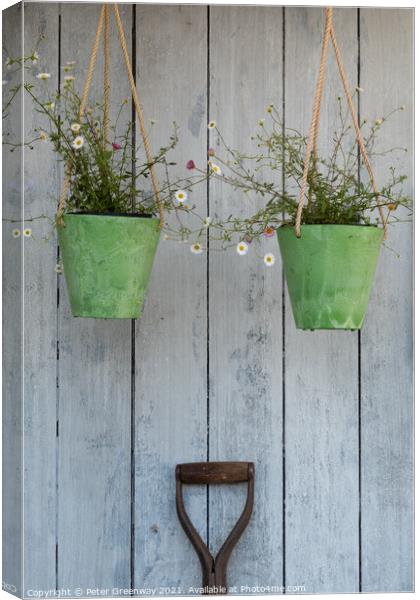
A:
277 224 383 331
58 213 160 319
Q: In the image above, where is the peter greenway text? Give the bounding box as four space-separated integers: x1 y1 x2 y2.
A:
24 583 306 597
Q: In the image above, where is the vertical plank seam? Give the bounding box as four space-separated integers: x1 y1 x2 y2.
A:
21 2 26 596
206 4 211 550
55 4 62 593
281 6 286 593
357 7 363 594
131 4 137 593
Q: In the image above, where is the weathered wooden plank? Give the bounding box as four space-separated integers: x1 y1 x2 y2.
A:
58 4 132 592
209 6 284 590
2 4 24 596
21 2 60 593
360 8 414 592
284 8 359 593
134 5 208 592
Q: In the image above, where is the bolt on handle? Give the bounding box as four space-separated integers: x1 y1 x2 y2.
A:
177 461 254 485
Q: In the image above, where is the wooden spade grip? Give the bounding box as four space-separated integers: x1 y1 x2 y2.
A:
177 462 253 485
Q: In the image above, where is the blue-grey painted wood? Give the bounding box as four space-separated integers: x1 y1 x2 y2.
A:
209 6 284 591
1 5 414 595
3 4 24 596
284 8 359 593
58 4 132 593
360 8 414 592
22 2 60 594
134 5 208 592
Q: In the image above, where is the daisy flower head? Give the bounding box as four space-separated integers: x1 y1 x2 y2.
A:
204 216 212 227
39 131 48 141
355 86 364 93
209 162 221 175
237 241 249 256
375 118 383 126
190 242 203 255
174 190 188 204
12 228 21 238
208 120 217 130
266 104 274 113
263 226 275 238
71 135 85 150
258 118 265 126
264 253 275 267
387 203 397 211
36 72 51 80
23 228 32 238
44 102 55 111
70 123 81 133
64 75 75 83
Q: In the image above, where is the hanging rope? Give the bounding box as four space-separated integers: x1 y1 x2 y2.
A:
112 4 164 228
57 3 164 230
57 5 105 220
103 4 110 147
295 6 387 239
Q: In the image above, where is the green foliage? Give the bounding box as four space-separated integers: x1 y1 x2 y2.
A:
201 99 412 243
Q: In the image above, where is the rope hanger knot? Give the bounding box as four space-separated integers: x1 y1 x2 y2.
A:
57 4 164 229
295 6 387 239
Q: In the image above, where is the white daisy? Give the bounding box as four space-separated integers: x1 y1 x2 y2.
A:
375 118 383 125
258 118 265 126
39 131 47 141
266 104 274 113
44 102 55 110
208 120 216 129
264 253 275 266
190 243 203 255
355 86 364 92
70 123 81 133
209 162 221 175
36 72 51 80
204 216 212 227
12 228 21 238
237 241 249 256
71 135 84 150
174 190 188 203
23 228 32 237
64 75 75 82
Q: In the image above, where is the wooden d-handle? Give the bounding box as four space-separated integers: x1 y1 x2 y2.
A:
177 461 253 485
175 461 255 593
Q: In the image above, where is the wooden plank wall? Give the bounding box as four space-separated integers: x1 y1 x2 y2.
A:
2 3 413 597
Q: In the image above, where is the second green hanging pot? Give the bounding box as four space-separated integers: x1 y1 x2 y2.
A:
58 213 160 319
277 224 383 331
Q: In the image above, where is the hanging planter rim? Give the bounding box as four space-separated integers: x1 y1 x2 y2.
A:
64 211 156 219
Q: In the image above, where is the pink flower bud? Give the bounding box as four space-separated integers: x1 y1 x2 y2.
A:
186 159 196 170
208 148 215 157
112 142 122 150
